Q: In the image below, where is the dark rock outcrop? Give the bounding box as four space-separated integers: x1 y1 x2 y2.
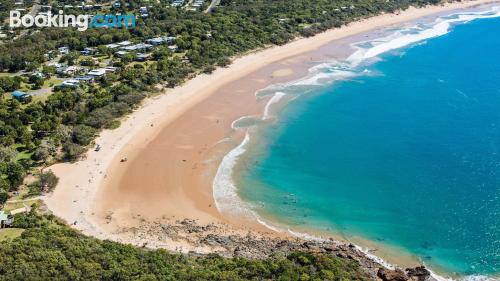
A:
406 266 431 281
377 268 409 281
125 219 437 281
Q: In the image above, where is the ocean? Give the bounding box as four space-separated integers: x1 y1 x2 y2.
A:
213 5 500 280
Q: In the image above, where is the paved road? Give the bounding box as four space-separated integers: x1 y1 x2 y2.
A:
204 0 220 13
29 0 42 17
30 87 53 96
14 0 41 39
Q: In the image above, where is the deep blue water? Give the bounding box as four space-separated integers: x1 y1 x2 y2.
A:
237 16 500 277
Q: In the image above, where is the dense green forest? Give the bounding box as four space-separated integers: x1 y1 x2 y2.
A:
0 210 370 280
1 0 441 204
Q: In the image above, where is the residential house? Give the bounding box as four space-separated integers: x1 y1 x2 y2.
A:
146 36 176 46
117 41 133 47
40 5 51 12
115 51 129 57
58 46 70 54
11 91 31 102
135 53 152 62
80 47 97 55
87 68 107 77
172 0 184 7
121 43 153 52
104 67 118 73
139 6 149 18
105 43 120 49
75 76 95 83
47 62 63 68
0 211 13 228
192 0 204 8
31 71 44 79
59 79 80 88
56 65 81 76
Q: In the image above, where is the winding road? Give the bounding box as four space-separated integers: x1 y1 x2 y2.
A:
204 0 220 13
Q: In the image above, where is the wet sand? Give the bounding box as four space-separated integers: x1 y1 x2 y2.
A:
45 0 496 264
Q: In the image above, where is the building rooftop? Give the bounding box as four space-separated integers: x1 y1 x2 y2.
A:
12 90 28 98
87 69 107 76
117 41 133 46
105 43 120 49
0 211 9 221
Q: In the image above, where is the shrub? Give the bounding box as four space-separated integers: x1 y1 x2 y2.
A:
72 125 97 146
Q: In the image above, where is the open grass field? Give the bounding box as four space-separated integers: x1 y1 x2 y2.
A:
0 228 24 242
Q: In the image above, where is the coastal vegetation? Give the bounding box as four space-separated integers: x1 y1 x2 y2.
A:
0 0 473 279
0 0 446 203
0 209 371 281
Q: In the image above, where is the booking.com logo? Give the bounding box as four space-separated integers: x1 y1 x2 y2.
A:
9 10 136 31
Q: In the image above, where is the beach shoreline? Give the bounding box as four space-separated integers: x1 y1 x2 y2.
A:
43 0 497 277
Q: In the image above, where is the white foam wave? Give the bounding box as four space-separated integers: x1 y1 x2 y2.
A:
286 228 326 242
262 92 287 120
427 268 500 281
213 131 499 281
213 5 500 281
231 116 250 130
212 133 256 218
348 7 500 66
293 69 356 86
255 217 285 233
460 275 500 281
214 137 232 145
354 244 397 270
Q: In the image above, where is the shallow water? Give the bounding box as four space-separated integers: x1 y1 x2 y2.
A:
234 9 500 278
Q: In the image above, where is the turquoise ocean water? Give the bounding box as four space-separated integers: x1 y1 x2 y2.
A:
218 7 500 280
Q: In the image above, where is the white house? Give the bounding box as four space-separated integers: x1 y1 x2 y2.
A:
146 36 176 46
87 68 107 77
58 46 70 54
105 43 120 49
0 211 13 228
56 65 81 76
121 43 153 52
117 41 133 47
58 79 80 88
104 67 118 73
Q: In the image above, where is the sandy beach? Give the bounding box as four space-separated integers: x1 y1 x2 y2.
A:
44 0 496 264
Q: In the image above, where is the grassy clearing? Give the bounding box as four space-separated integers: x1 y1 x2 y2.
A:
3 195 42 212
42 77 63 88
14 150 32 162
0 228 24 242
3 199 40 212
11 144 33 163
0 72 21 77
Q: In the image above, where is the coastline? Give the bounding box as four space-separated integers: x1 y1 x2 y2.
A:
43 0 498 277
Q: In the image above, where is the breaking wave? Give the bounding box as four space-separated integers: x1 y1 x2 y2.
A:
212 4 500 281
